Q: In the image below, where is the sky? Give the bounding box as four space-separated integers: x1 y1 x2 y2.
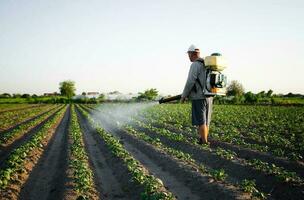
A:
0 0 303 95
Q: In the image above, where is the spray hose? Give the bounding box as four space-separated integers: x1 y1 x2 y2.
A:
158 95 182 104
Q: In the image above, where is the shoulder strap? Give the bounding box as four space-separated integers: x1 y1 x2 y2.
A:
195 59 205 90
191 59 205 93
196 59 205 65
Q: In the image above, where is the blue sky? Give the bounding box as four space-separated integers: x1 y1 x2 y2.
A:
0 0 303 95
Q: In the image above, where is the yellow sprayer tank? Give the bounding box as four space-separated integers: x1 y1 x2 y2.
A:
204 53 227 71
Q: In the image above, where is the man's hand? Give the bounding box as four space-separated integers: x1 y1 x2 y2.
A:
180 97 187 103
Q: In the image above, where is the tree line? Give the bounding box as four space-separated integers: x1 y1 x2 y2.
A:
0 81 160 104
215 80 304 105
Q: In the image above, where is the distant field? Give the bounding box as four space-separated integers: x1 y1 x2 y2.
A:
270 97 304 105
0 96 69 104
0 103 303 200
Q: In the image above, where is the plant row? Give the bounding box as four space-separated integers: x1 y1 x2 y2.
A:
141 104 303 161
68 105 97 199
0 104 43 113
0 104 57 131
0 105 67 190
0 105 63 146
133 119 303 185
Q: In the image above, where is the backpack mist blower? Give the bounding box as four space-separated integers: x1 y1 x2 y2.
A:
159 53 227 104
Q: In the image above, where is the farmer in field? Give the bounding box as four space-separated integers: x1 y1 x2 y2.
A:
181 45 213 145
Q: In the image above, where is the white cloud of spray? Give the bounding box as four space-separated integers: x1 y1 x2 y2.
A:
91 102 158 132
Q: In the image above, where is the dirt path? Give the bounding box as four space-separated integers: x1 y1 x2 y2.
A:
86 108 248 200
18 106 70 200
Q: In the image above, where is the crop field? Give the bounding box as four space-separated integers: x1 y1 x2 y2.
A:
0 103 303 200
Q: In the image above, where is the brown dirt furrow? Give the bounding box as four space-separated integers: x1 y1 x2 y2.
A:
135 125 304 200
75 107 145 199
0 106 64 169
89 111 249 200
18 105 70 200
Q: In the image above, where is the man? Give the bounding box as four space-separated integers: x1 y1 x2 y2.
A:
181 44 213 145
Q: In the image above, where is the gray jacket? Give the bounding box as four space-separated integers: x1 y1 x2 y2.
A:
182 58 206 100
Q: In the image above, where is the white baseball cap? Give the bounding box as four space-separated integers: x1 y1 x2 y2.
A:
187 44 200 53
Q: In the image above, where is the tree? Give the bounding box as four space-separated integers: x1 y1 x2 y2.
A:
266 89 273 97
59 80 76 99
0 93 11 98
21 94 31 98
232 95 245 104
137 88 158 100
257 91 266 98
226 80 244 96
13 93 21 98
244 91 257 104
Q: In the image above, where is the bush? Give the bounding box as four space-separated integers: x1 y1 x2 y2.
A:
244 92 258 104
226 80 244 97
137 88 158 101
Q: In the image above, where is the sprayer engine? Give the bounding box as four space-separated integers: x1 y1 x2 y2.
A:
204 53 227 96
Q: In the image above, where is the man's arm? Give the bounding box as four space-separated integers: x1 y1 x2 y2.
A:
181 62 200 100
